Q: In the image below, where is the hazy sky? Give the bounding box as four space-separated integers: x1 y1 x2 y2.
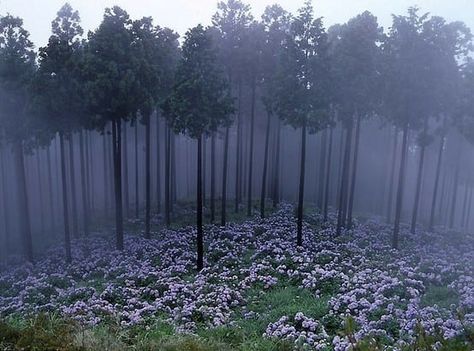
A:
1 0 473 49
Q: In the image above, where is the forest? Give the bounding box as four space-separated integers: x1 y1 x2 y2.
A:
0 0 473 350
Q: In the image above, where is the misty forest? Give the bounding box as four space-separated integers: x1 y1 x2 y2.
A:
0 0 473 350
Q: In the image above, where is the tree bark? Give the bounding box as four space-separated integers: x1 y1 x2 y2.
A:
210 133 216 222
235 80 243 213
297 123 307 246
36 150 45 237
260 111 272 218
318 130 327 209
460 181 469 229
336 121 353 236
392 123 409 249
165 126 171 226
1 147 11 251
112 120 124 250
102 131 109 217
59 134 71 262
79 131 89 236
196 135 204 271
123 123 130 218
68 136 79 238
273 118 281 208
449 152 461 229
247 77 256 217
410 141 426 234
156 114 162 213
387 129 399 223
324 126 334 221
347 114 361 228
464 185 473 230
135 122 139 218
429 137 445 230
221 127 230 226
145 115 151 238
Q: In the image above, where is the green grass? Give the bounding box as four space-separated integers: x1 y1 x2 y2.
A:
421 285 460 309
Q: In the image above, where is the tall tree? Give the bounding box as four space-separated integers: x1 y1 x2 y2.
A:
274 1 330 246
162 25 233 271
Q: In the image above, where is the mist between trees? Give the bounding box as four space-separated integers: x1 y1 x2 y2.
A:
0 0 473 268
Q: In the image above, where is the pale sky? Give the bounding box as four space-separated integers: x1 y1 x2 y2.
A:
1 0 473 49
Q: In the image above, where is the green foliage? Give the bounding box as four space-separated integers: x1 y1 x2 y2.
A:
162 24 234 139
421 286 460 309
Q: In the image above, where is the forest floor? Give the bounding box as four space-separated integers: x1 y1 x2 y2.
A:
0 204 473 350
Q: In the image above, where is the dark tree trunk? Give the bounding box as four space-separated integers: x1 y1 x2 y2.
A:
324 126 334 221
464 185 473 229
411 141 426 234
387 129 399 223
165 126 171 226
273 118 281 208
461 181 469 229
203 137 207 208
145 115 151 238
79 131 89 236
235 82 242 213
297 123 307 246
59 134 71 262
171 133 177 205
429 137 445 230
196 135 204 271
156 115 161 213
87 133 95 213
318 130 327 209
221 127 230 226
392 123 409 249
260 111 272 218
111 120 124 251
36 151 45 237
247 78 256 217
46 147 55 234
68 136 79 238
335 126 345 211
347 114 361 228
210 134 216 222
449 153 461 229
336 121 353 236
103 131 109 217
0 147 10 252
135 122 139 218
123 123 130 218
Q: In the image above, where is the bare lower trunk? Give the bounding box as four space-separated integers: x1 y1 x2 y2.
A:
324 126 334 221
297 123 307 246
79 131 89 236
449 153 461 229
247 78 256 217
123 123 130 218
429 137 444 230
165 126 171 227
59 134 71 262
196 135 204 271
392 123 409 249
210 134 216 222
135 123 139 218
156 115 161 213
112 120 124 250
145 115 151 238
347 114 361 228
387 129 399 223
68 136 79 238
221 127 230 226
318 130 327 209
260 111 271 218
336 121 353 236
273 118 281 208
410 142 426 234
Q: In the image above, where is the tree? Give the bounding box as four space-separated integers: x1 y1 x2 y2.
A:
84 7 139 251
132 17 179 238
274 1 330 246
162 25 233 271
0 15 36 262
33 3 85 262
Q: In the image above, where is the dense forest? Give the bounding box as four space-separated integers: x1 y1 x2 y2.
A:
0 1 473 350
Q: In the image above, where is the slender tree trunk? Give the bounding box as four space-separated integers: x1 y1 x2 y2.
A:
165 126 171 226
297 123 307 246
461 181 469 229
235 80 242 213
429 137 445 230
123 123 129 218
347 114 361 228
36 151 45 237
210 134 216 222
464 185 473 229
387 129 399 223
68 136 79 238
156 115 161 213
103 131 109 217
79 131 89 236
392 123 409 249
335 126 345 211
171 133 177 206
260 111 272 218
59 134 71 262
324 126 334 221
0 147 10 253
318 130 327 209
221 127 230 226
273 118 281 208
87 133 95 213
135 122 139 218
247 78 256 217
411 141 426 234
336 121 353 236
145 115 151 238
196 135 204 271
203 137 207 208
449 152 461 229
111 120 124 250
46 148 55 234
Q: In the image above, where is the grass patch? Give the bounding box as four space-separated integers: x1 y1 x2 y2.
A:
421 286 459 309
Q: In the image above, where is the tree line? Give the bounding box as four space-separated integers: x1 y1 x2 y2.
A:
0 1 473 270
